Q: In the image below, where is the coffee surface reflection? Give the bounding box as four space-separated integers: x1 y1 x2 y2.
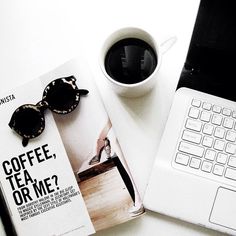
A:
105 38 157 84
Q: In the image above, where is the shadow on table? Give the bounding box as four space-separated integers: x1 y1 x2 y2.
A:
95 209 227 236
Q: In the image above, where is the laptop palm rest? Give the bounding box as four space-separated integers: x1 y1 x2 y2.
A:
210 187 236 231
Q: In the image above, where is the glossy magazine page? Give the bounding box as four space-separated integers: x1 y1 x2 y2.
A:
0 79 95 236
40 58 145 233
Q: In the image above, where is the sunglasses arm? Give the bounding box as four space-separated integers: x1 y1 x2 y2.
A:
22 137 29 147
79 89 89 96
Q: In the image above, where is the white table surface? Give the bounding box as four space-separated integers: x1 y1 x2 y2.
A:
0 0 225 235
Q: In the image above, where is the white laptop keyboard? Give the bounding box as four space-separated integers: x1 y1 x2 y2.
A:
175 98 236 183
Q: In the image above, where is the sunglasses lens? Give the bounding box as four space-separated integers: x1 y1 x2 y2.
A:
44 77 79 114
9 105 45 138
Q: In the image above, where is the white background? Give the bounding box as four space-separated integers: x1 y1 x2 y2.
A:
0 0 225 235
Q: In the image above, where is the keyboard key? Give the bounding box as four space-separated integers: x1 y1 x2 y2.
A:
203 124 214 135
226 130 236 142
202 161 213 173
214 127 225 139
186 119 202 132
232 111 236 118
190 157 201 169
200 111 211 122
228 156 236 168
213 165 224 176
202 136 213 147
216 153 227 164
202 102 212 111
205 149 216 161
212 114 222 126
182 130 201 144
182 130 202 144
179 142 204 157
223 117 234 129
225 143 236 154
225 168 236 181
175 153 189 166
188 107 200 119
213 105 221 113
222 108 231 116
234 123 236 131
192 99 201 107
214 139 225 151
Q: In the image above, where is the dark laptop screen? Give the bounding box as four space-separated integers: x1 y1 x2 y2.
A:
178 0 236 101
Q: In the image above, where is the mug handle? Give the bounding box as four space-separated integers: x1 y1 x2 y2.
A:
160 36 177 55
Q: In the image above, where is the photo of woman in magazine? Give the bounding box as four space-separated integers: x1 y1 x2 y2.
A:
77 119 144 231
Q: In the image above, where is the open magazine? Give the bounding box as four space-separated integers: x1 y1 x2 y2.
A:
0 58 145 236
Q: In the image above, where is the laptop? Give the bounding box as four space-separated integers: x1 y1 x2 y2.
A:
144 0 236 235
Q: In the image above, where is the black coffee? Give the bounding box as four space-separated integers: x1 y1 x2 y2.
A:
105 38 157 84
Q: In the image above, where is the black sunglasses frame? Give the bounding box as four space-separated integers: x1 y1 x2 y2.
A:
9 76 89 147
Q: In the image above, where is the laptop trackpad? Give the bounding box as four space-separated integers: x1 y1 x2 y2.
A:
210 187 236 230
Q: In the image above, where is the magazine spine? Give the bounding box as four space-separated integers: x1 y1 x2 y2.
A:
0 187 17 236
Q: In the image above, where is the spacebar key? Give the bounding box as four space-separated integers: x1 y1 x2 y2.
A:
179 141 204 157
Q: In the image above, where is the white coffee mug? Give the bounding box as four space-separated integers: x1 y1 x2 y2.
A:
100 27 176 98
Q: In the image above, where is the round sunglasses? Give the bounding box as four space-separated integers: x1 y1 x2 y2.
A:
9 76 89 147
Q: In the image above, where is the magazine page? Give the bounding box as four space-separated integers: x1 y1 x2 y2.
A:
0 79 95 236
40 58 145 233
